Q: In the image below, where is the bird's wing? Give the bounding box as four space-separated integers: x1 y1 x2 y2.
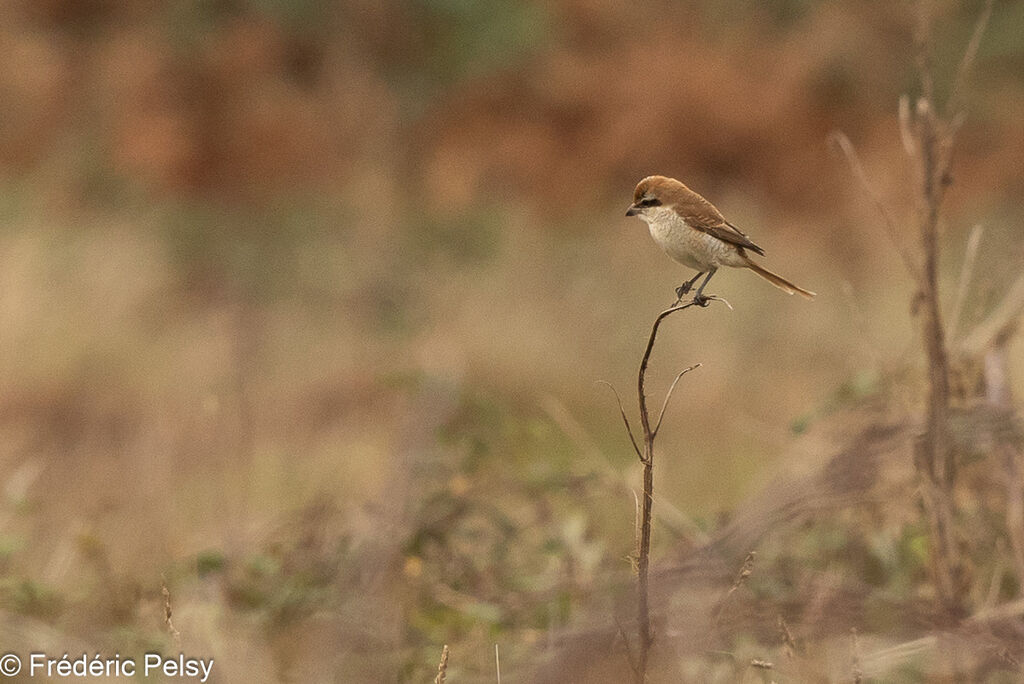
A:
684 204 767 256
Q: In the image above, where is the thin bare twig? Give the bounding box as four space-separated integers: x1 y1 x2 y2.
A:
598 381 642 459
947 0 996 119
623 298 715 682
949 224 983 341
699 294 734 310
637 302 702 464
829 131 922 283
653 364 701 438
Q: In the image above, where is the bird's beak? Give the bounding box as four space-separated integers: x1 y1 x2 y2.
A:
625 204 640 217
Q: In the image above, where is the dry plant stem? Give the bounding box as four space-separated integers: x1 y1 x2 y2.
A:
835 106 959 610
905 0 993 616
434 645 449 684
637 304 697 683
618 299 707 682
709 551 757 642
835 0 993 618
912 94 959 611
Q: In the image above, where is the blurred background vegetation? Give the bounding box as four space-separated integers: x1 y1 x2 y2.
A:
0 0 1022 681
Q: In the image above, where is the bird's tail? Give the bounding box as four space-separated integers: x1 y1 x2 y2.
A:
742 256 816 299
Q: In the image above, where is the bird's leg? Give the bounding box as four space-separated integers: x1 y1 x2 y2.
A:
675 272 704 302
692 268 717 307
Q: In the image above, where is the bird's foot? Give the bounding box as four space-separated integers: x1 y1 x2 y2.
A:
675 282 693 300
692 293 711 307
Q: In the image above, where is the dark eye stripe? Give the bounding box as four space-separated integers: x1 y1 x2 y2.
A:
639 198 661 207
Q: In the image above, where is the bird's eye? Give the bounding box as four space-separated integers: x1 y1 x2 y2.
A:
639 197 661 207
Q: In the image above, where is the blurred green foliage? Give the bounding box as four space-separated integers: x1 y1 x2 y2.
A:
410 0 550 81
0 578 64 621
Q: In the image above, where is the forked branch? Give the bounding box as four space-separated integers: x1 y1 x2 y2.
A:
604 297 721 682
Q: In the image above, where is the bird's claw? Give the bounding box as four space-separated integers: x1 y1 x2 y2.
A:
692 294 711 307
675 283 692 299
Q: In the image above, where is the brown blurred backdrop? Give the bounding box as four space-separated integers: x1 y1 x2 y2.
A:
0 0 1021 681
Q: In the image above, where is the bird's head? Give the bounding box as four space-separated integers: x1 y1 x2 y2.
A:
625 175 687 221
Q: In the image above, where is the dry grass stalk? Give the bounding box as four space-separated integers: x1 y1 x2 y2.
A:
983 539 1006 610
434 644 449 684
856 595 1024 678
161 577 181 647
711 551 757 639
851 628 863 684
960 273 1024 357
828 131 921 283
966 597 1024 624
857 636 944 679
730 552 755 593
777 616 798 660
834 0 995 617
948 224 983 341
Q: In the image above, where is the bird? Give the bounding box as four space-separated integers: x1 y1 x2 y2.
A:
626 175 815 305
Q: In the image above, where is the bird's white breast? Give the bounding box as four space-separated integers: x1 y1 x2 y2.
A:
642 208 744 270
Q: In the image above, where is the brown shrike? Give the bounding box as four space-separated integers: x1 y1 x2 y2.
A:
626 175 815 305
